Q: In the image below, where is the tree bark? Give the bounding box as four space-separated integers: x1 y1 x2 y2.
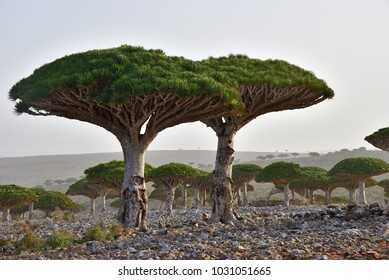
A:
309 189 315 204
182 185 187 209
210 129 238 223
237 189 242 206
348 188 356 204
194 187 200 209
117 141 148 230
28 203 34 220
243 183 248 207
202 189 207 207
358 179 367 205
2 209 10 222
324 190 330 205
165 186 177 215
101 194 106 213
90 198 96 215
284 184 291 207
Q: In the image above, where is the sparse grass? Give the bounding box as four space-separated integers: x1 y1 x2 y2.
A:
45 230 73 249
15 229 44 253
81 224 107 242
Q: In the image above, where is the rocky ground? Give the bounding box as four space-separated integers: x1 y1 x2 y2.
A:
1 203 389 260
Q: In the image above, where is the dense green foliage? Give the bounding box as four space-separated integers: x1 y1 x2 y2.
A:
84 160 153 180
9 45 333 114
9 45 242 110
255 162 306 184
147 163 200 179
0 185 37 209
365 127 389 143
66 178 100 198
232 164 262 181
203 55 334 97
84 160 124 180
378 179 389 188
35 190 84 215
289 166 350 190
328 157 389 177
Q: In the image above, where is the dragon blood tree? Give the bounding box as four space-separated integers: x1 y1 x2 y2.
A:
365 127 389 151
328 157 389 205
256 161 306 207
0 185 37 222
147 163 199 215
66 178 116 214
187 170 213 209
232 164 262 206
200 55 334 222
9 46 243 229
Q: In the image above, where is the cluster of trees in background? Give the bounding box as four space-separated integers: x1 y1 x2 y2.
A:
2 154 389 223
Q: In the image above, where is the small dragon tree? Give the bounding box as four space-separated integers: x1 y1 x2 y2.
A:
147 163 200 215
8 45 243 229
35 190 84 217
0 185 37 222
66 178 116 214
256 161 306 207
187 170 212 209
365 127 389 151
201 55 334 223
232 164 262 206
328 157 389 205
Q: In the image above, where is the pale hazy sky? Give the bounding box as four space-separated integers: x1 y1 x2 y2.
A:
1 0 389 157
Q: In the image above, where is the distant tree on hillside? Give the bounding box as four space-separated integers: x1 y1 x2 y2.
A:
291 153 300 157
256 155 266 160
308 152 320 157
265 154 275 160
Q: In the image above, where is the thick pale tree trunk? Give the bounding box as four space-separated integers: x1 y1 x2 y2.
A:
284 184 291 207
165 187 177 215
304 188 309 199
243 183 248 206
182 185 187 209
2 209 10 222
28 203 34 220
328 189 333 204
348 189 356 204
210 129 238 223
237 189 242 206
309 189 315 204
358 179 367 205
118 141 148 230
90 198 96 215
101 194 106 213
202 189 207 207
291 189 295 201
324 190 330 205
194 187 200 209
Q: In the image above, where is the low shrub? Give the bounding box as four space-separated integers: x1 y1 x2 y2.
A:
45 230 73 249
